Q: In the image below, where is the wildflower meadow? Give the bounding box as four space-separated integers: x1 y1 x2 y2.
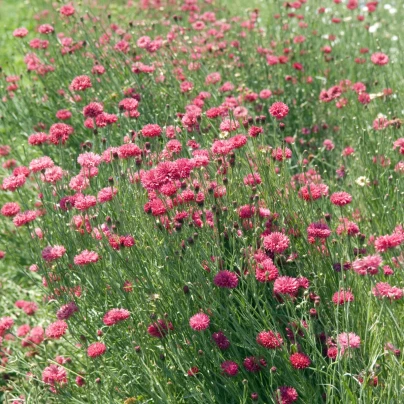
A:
0 0 403 403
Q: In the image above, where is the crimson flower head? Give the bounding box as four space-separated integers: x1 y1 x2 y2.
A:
213 270 238 288
256 330 283 349
221 360 239 377
275 386 298 404
147 319 173 338
212 331 230 350
289 352 311 369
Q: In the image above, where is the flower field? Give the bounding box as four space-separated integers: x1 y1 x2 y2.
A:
0 0 403 403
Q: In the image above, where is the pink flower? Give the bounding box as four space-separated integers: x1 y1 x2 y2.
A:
1 202 21 217
70 75 92 91
255 258 279 282
337 332 360 354
38 24 54 34
42 365 67 387
352 254 382 276
57 302 79 320
142 124 162 138
41 166 63 183
0 317 14 336
49 123 74 145
13 27 29 37
243 356 266 373
60 5 75 16
73 194 97 211
87 342 106 358
332 290 354 305
330 192 352 206
269 102 289 120
263 232 290 253
74 250 99 266
97 187 118 203
17 324 30 337
273 276 299 297
29 156 54 172
13 210 37 227
45 320 68 339
42 245 66 262
77 152 102 167
103 309 130 326
2 175 26 191
272 147 292 161
371 52 389 66
119 143 142 158
372 283 403 301
189 313 210 331
298 183 329 201
307 222 331 239
374 233 404 252
83 102 104 118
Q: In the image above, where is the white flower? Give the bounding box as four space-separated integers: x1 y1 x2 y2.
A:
355 176 370 187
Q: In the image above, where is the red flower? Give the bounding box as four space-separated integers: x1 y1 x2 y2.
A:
256 330 283 349
243 356 266 373
147 319 173 338
289 352 311 369
275 386 298 404
221 361 239 376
